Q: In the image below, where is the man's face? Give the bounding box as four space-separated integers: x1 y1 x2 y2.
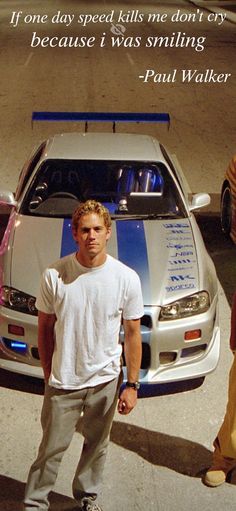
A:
73 213 111 263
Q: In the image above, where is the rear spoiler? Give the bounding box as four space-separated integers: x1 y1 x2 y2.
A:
32 111 170 132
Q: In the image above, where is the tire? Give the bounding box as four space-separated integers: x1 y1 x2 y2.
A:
221 186 232 236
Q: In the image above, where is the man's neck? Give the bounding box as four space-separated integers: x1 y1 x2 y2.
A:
76 252 107 268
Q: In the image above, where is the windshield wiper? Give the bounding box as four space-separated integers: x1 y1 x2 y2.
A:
146 213 183 219
111 213 182 220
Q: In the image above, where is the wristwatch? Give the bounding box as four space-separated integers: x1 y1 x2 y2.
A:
126 381 140 390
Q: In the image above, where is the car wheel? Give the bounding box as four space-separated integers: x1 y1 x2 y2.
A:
221 186 232 236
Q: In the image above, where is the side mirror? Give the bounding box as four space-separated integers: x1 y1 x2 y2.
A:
189 193 211 211
0 190 17 207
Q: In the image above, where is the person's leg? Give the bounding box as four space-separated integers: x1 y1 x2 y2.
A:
72 375 122 508
204 355 236 486
217 354 236 458
204 437 236 487
24 385 86 510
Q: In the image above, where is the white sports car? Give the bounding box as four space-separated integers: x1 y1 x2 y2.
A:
0 113 220 387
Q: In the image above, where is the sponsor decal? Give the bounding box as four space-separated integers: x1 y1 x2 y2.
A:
163 220 197 293
167 229 188 234
165 236 192 241
169 274 195 282
163 223 190 229
171 251 194 257
165 283 196 292
168 267 194 272
168 259 192 265
166 243 194 249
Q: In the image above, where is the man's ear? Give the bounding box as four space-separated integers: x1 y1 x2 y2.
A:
72 228 77 242
106 227 112 241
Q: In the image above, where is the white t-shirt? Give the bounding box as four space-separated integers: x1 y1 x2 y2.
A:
36 254 144 389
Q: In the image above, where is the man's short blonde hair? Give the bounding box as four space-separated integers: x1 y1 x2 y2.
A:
72 200 112 232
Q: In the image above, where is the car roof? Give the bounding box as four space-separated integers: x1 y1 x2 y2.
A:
43 132 165 162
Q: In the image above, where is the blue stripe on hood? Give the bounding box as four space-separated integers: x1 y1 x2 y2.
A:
60 218 150 301
116 220 150 300
60 219 77 257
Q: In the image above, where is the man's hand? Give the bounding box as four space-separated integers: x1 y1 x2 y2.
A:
118 387 138 415
119 318 141 414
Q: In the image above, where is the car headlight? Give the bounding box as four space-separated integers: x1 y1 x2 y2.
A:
159 291 210 321
0 286 38 316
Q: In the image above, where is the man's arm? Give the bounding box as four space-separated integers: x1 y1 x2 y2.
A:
38 310 56 382
118 318 142 415
230 292 236 353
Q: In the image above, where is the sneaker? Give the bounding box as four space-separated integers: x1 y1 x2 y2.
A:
77 502 102 511
203 437 236 487
204 468 227 487
82 504 103 511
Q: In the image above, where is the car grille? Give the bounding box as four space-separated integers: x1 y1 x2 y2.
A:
121 342 151 369
31 347 40 360
31 343 151 368
181 344 207 358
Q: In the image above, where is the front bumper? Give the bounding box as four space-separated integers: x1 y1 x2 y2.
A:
0 296 220 383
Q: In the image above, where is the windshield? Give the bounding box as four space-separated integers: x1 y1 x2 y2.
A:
21 159 187 218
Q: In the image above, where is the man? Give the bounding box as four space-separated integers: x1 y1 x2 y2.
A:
204 293 236 487
23 200 143 511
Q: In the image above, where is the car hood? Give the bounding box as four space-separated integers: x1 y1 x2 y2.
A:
10 215 199 305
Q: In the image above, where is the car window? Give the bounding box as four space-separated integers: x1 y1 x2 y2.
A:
20 159 187 218
15 143 46 201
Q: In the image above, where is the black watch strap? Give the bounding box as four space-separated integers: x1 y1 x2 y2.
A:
126 381 140 390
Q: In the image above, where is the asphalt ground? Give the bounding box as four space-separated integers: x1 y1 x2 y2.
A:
0 1 235 509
